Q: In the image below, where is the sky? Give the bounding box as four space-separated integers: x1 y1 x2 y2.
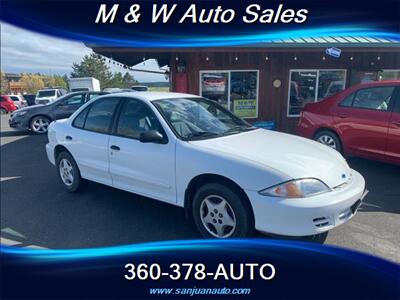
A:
0 22 167 83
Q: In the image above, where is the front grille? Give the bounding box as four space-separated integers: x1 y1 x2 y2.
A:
313 216 332 228
38 100 49 104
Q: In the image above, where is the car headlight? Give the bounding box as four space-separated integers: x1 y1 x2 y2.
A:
259 178 331 198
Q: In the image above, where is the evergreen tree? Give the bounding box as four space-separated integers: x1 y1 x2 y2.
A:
71 53 112 88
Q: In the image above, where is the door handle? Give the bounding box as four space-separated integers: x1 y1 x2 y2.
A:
338 113 348 118
65 136 72 141
110 145 120 151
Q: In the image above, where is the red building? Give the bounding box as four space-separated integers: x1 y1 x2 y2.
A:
88 37 400 132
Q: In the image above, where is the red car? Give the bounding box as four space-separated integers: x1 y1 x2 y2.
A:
297 81 400 165
1 95 17 114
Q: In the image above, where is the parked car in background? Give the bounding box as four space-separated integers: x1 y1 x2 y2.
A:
23 94 36 106
131 85 148 91
9 91 107 134
297 80 400 165
35 88 67 105
68 77 100 92
7 95 27 109
0 95 17 114
46 92 367 241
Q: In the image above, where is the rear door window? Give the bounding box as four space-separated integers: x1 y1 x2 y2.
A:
73 106 90 129
339 93 355 107
352 86 395 111
83 98 120 134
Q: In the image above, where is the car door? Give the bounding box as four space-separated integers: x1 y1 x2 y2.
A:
53 94 85 120
333 85 396 159
386 87 400 163
67 97 120 186
108 98 176 204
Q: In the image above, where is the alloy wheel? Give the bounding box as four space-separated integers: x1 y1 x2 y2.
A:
59 158 74 186
32 118 49 133
317 135 337 149
200 195 237 238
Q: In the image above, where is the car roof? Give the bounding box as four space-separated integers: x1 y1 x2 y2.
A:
105 91 202 103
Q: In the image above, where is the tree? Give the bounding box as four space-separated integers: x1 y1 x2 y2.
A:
53 75 67 89
0 72 9 94
63 74 69 90
122 72 138 88
20 74 45 94
43 75 56 88
109 72 124 88
71 53 112 88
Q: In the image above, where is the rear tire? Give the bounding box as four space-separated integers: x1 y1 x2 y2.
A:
192 183 253 239
314 130 342 153
56 151 84 193
0 108 7 114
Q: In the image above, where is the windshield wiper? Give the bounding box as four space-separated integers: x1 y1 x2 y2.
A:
185 131 220 140
225 125 256 133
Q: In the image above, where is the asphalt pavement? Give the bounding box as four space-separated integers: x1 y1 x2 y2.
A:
1 114 399 262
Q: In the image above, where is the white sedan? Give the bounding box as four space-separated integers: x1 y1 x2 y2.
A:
46 92 367 240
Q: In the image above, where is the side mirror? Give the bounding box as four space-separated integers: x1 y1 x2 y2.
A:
139 130 165 144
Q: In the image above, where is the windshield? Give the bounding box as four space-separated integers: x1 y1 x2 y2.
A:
37 90 56 97
153 97 255 140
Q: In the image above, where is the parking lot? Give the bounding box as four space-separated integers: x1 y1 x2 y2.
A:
1 114 399 262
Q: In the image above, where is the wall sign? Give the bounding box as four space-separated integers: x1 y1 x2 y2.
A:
325 47 342 58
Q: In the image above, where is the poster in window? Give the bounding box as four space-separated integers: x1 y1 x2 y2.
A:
230 71 257 118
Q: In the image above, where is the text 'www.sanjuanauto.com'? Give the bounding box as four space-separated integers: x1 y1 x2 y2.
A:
149 287 252 296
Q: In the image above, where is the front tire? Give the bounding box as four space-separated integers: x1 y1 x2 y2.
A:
56 151 84 192
192 183 253 238
30 115 51 134
314 130 342 153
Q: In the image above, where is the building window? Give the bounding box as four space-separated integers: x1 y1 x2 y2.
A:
200 70 258 118
288 69 346 117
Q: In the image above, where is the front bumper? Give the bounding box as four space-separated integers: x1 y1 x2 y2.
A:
8 115 29 130
246 169 366 237
46 143 56 165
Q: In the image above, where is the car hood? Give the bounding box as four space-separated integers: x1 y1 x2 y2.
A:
190 129 351 188
14 104 45 113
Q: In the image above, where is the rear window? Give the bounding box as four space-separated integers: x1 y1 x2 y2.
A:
37 90 56 97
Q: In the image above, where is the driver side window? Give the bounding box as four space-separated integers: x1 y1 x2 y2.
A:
115 99 163 139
